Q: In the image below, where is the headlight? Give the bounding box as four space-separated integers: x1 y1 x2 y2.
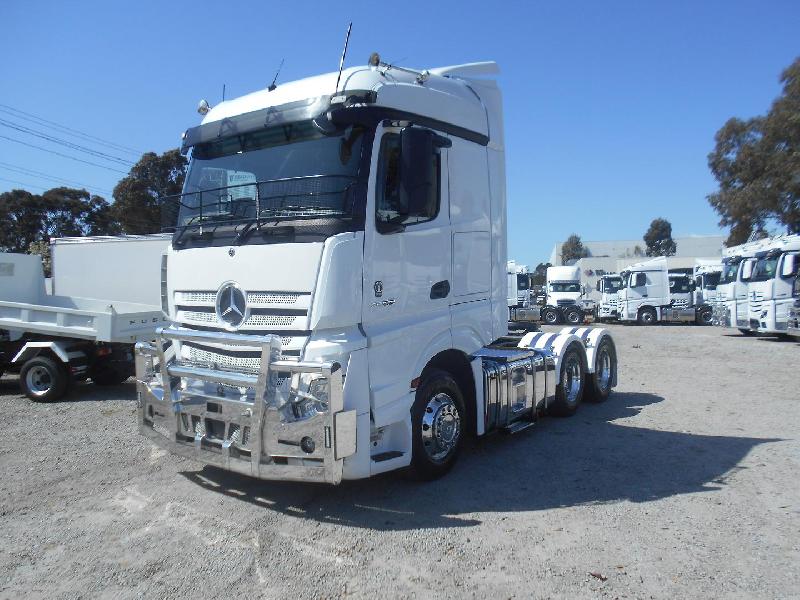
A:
284 373 329 422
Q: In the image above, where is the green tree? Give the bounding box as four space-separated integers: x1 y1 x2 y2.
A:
708 57 800 245
561 234 589 264
0 189 48 253
644 218 677 257
531 262 551 286
113 149 187 234
28 240 51 277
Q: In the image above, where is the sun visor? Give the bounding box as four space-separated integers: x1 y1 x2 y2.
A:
180 95 332 154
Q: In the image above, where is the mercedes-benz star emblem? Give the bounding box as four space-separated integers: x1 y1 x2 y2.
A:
215 282 248 330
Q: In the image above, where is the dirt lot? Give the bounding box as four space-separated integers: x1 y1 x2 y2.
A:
0 324 798 599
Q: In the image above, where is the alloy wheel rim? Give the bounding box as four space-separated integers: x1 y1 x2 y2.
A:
421 392 461 463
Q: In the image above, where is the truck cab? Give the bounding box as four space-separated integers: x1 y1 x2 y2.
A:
595 274 621 321
746 237 800 334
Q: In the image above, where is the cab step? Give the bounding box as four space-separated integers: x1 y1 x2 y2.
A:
502 420 535 435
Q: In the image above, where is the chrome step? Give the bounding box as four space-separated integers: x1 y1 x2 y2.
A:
503 420 535 435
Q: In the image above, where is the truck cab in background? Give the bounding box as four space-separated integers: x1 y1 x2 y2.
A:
594 274 621 321
617 257 712 325
507 262 584 326
693 261 722 306
745 235 800 335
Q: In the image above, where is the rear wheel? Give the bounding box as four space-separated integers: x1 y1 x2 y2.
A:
697 306 713 326
19 356 69 402
410 369 466 480
638 307 657 325
549 344 586 417
564 306 582 325
586 338 616 403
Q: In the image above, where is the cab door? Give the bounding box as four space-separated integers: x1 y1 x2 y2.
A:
361 124 452 420
622 272 647 319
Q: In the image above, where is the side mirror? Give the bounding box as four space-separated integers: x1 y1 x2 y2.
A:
596 280 601 292
742 260 754 280
781 254 797 277
400 128 438 217
689 280 697 292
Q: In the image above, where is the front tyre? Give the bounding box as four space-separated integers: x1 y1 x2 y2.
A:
585 337 616 403
542 307 559 325
19 356 69 402
549 344 586 417
638 307 657 325
410 369 466 480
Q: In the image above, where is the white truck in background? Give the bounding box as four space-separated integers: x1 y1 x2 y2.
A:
745 234 800 335
693 260 722 306
507 262 585 326
617 257 713 325
136 58 619 484
594 274 622 321
0 236 169 401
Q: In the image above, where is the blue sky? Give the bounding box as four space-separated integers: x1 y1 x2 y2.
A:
1 0 797 265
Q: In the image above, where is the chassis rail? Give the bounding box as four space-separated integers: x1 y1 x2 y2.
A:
136 327 356 484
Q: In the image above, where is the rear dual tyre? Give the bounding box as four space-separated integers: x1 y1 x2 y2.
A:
19 356 70 402
585 337 616 403
549 344 586 417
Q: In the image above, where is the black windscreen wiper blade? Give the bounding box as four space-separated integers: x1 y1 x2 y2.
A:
235 220 260 245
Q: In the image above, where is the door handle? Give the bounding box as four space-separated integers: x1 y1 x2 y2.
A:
430 280 450 299
642 294 648 297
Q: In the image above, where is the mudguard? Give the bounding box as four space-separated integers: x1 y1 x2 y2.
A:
516 330 586 377
559 326 618 387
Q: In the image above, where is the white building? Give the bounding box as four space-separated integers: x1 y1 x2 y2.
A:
547 235 725 292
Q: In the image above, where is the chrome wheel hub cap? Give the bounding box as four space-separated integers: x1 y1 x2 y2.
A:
596 348 611 391
562 356 581 404
26 366 52 396
421 393 461 463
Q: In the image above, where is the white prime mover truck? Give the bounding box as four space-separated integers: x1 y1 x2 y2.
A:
507 262 584 325
713 234 800 336
744 234 800 335
1 236 169 401
617 257 713 325
135 58 619 484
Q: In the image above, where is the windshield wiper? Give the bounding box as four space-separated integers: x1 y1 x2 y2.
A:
173 214 237 246
235 220 261 245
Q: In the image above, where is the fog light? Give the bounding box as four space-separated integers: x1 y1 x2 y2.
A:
300 436 315 454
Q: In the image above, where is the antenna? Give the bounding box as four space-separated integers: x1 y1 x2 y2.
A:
268 58 284 92
334 22 352 95
222 84 226 101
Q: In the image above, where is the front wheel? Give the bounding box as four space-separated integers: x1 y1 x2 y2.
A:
542 307 559 325
549 344 586 417
638 307 657 325
19 356 69 402
410 369 466 480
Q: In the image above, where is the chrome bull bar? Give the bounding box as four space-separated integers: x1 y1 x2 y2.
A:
135 327 356 484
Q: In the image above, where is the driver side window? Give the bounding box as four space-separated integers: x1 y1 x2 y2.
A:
376 133 441 229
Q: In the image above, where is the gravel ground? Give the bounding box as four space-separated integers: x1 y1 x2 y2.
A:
0 324 798 599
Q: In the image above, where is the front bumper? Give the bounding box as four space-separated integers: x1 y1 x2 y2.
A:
136 327 356 484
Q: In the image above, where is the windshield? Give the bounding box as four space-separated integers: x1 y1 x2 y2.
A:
703 272 721 290
719 263 739 285
669 277 690 293
173 120 366 228
550 282 581 293
603 278 621 293
517 274 530 291
750 255 779 282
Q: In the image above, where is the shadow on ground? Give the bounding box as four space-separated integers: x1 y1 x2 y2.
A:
181 391 780 530
0 376 136 402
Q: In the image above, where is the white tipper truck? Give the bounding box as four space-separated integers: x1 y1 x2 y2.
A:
1 236 169 401
617 257 713 325
135 58 619 483
507 262 584 326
